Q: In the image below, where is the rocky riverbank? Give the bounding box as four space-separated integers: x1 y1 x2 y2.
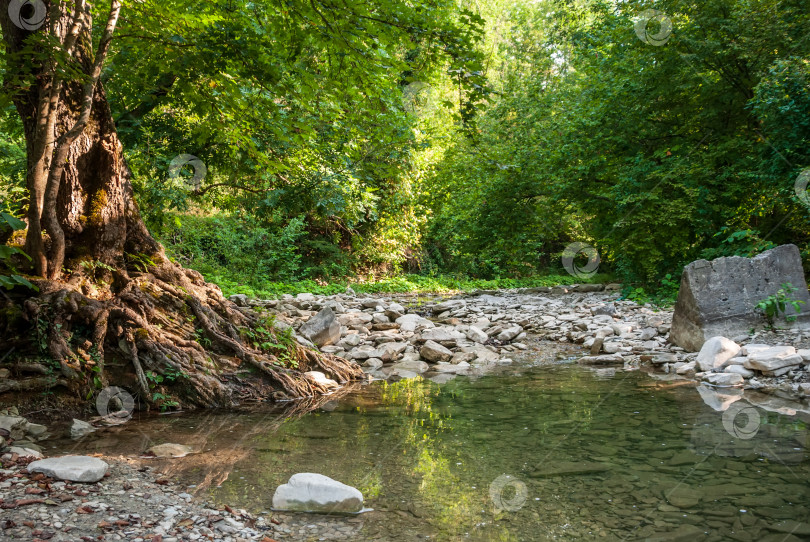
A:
3 285 810 541
232 285 810 404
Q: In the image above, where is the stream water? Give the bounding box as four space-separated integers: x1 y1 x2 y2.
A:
50 354 810 541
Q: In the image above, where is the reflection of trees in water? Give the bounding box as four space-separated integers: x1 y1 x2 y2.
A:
143 385 365 493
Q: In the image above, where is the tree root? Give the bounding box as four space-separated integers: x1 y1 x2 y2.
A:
3 257 364 408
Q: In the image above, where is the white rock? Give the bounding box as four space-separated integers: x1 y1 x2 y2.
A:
70 419 96 439
595 327 615 339
432 300 466 314
390 360 429 374
9 446 43 459
0 415 28 439
496 326 523 342
701 372 744 387
272 473 363 513
362 358 383 369
676 360 697 375
433 362 470 374
744 346 803 372
724 365 755 378
696 337 740 372
420 340 453 363
421 328 465 343
305 371 340 389
28 456 108 482
299 308 341 347
611 323 634 336
147 443 195 458
465 326 488 344
741 344 772 356
395 314 434 333
339 334 364 348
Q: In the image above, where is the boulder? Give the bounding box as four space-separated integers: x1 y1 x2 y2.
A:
420 340 453 363
465 326 488 344
591 303 617 317
70 419 96 439
395 313 434 333
28 456 108 482
362 358 383 369
0 415 28 440
299 307 341 347
272 473 363 514
431 299 465 314
496 325 523 342
695 336 740 372
670 244 810 351
228 294 249 307
744 346 803 373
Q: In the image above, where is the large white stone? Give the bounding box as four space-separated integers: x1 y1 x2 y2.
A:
696 337 740 372
744 346 803 372
28 456 108 482
272 473 363 513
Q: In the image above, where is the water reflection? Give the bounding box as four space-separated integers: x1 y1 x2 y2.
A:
51 364 810 541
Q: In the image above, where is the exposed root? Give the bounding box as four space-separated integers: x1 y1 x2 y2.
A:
2 257 364 408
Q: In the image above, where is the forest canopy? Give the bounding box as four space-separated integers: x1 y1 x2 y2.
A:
2 0 809 295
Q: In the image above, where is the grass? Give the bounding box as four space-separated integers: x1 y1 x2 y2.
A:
205 272 616 298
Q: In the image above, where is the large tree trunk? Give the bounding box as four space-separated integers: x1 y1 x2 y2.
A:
0 0 362 408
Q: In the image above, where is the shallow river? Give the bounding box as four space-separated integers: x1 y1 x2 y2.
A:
52 352 810 541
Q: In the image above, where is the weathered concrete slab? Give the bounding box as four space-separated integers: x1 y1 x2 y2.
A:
670 244 810 351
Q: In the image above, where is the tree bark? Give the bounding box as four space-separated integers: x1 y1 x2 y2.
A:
0 0 362 407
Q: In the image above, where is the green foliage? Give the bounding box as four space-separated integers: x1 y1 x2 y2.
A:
212 272 611 299
3 0 808 291
0 211 37 291
756 283 807 329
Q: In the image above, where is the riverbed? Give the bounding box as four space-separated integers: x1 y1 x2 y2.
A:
46 346 810 541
